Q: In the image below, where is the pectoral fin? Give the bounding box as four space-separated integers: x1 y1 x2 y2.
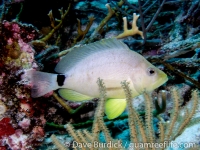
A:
105 98 127 119
58 89 94 101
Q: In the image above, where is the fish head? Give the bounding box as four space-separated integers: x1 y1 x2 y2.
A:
131 60 168 94
144 65 168 91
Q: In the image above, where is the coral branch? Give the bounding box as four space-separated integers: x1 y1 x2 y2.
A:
52 92 86 115
40 3 71 43
121 81 139 146
164 43 200 60
174 90 199 139
143 92 155 144
50 134 68 150
116 13 144 39
123 0 138 11
116 0 166 42
145 0 166 31
90 0 124 39
47 10 55 28
73 16 95 45
165 88 180 140
15 3 23 22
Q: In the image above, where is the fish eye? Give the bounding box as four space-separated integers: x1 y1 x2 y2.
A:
147 68 156 76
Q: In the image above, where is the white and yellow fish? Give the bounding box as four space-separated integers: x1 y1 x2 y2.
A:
27 38 168 119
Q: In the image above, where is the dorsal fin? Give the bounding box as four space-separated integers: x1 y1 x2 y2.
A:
55 38 130 73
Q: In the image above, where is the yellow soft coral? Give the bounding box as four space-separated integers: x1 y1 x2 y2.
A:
116 13 144 39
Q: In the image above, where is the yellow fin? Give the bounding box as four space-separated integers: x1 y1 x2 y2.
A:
58 89 94 101
105 99 127 119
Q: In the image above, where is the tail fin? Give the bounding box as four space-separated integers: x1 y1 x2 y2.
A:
25 70 59 98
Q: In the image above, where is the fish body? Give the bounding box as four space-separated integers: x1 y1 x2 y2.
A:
61 49 138 98
27 38 168 119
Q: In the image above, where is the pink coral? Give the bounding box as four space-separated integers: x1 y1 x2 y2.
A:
3 21 10 28
12 23 20 33
39 115 46 125
32 126 45 140
26 32 36 40
13 32 20 39
7 38 13 45
0 20 44 150
18 39 34 53
20 99 34 117
48 107 57 115
4 129 28 150
0 73 5 85
18 118 31 129
20 102 31 112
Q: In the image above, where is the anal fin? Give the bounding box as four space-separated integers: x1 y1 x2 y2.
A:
105 98 127 119
58 89 94 101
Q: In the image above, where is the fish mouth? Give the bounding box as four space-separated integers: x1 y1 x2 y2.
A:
133 72 168 95
152 73 168 90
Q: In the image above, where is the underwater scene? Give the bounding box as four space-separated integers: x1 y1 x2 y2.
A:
0 0 200 149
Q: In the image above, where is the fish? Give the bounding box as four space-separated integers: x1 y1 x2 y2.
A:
26 38 168 119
